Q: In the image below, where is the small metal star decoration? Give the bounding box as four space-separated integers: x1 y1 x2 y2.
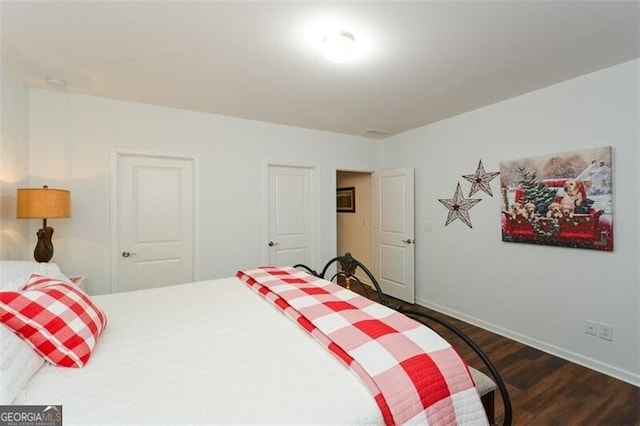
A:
462 159 500 197
438 182 482 228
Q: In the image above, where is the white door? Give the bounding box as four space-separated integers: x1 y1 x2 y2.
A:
372 167 415 303
114 153 196 292
267 165 317 267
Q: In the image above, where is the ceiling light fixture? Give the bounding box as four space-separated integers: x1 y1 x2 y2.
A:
45 76 67 88
322 30 357 63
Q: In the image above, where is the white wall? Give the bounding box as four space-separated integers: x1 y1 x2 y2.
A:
381 59 640 385
12 59 640 386
27 90 381 295
0 66 29 259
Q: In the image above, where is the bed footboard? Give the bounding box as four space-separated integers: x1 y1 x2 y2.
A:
295 252 512 426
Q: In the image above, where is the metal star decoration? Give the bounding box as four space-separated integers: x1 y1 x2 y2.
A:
462 160 500 197
438 182 482 228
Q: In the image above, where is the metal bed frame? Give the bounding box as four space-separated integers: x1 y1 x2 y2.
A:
295 252 512 426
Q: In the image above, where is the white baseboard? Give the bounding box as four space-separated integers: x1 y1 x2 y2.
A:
415 296 640 388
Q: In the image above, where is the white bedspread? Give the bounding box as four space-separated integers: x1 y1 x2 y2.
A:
14 277 382 425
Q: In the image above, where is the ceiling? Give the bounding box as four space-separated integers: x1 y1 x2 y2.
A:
1 1 638 139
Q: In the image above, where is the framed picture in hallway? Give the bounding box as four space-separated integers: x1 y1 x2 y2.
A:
337 187 356 213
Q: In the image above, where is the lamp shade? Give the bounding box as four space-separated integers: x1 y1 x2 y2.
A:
17 187 71 219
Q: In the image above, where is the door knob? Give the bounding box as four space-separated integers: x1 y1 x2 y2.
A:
268 241 279 247
402 239 414 244
122 251 137 258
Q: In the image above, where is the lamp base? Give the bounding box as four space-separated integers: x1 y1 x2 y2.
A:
34 226 54 263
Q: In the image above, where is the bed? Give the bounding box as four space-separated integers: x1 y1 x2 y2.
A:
1 257 510 425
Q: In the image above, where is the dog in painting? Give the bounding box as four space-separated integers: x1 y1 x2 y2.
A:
510 202 524 219
560 203 575 218
546 202 563 219
523 202 536 220
561 179 585 207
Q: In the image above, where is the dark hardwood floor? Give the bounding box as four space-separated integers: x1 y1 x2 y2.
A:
349 283 640 426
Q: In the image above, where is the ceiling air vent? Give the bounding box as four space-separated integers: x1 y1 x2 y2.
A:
364 128 391 138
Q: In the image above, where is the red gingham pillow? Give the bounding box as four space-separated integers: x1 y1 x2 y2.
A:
0 274 107 368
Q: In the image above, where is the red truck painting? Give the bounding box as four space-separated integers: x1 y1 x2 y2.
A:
500 148 613 251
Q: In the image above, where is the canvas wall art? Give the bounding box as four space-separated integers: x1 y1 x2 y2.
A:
500 146 613 251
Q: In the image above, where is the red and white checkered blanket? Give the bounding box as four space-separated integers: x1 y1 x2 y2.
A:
237 266 488 426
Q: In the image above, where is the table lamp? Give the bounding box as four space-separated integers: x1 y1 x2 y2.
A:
17 185 71 262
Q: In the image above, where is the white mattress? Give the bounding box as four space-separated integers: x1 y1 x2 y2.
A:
14 277 382 425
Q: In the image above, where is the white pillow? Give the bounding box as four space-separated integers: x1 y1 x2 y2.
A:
1 325 45 404
0 261 71 291
0 261 70 403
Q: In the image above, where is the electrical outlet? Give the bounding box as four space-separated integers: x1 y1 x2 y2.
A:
585 320 598 336
599 323 613 341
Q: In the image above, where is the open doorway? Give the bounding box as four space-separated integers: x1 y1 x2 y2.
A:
337 168 416 303
336 170 373 284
